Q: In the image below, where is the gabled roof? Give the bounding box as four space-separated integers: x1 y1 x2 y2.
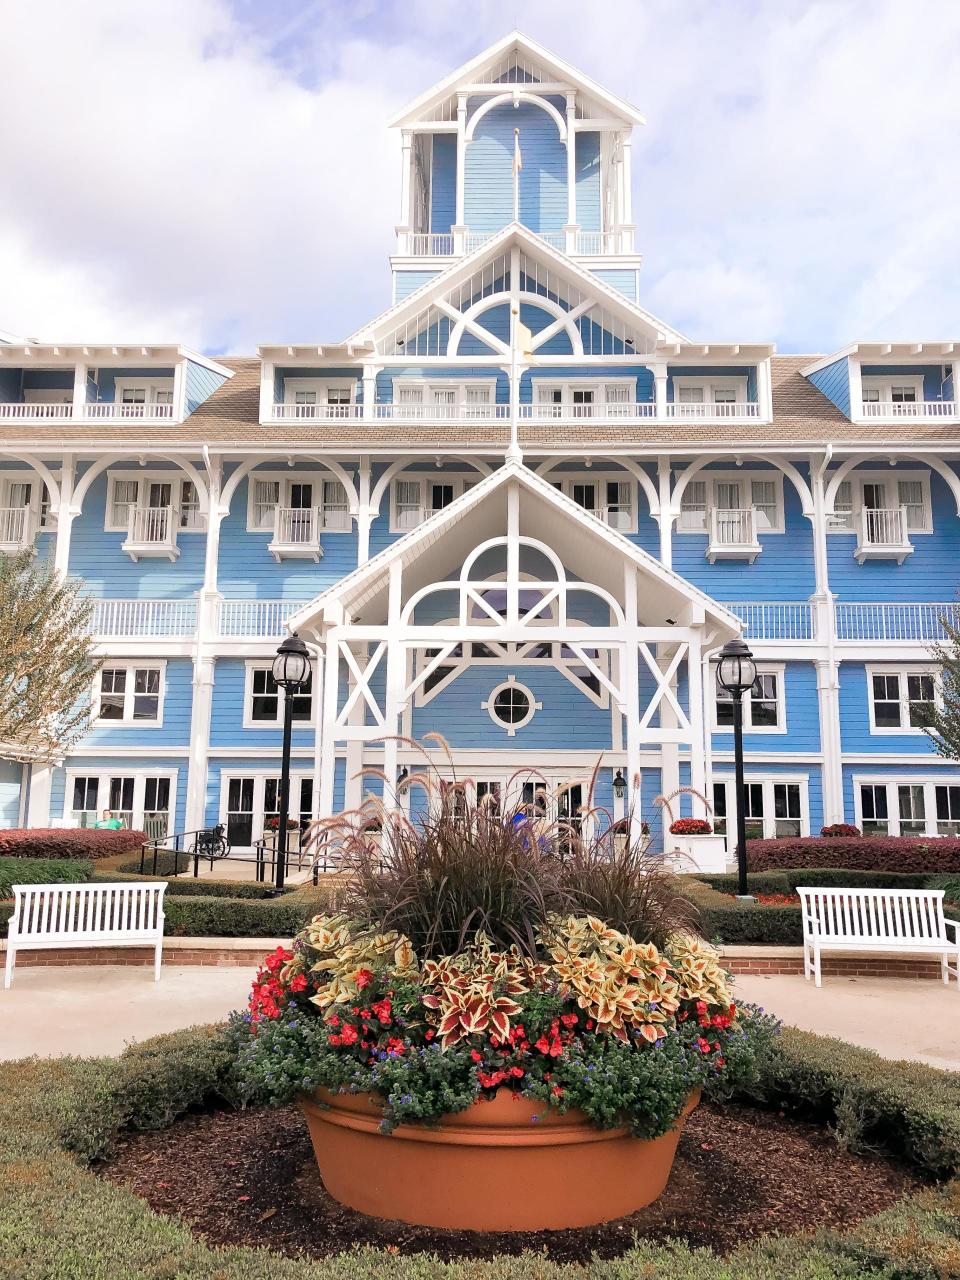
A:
285 461 741 638
802 342 959 377
345 222 690 351
390 30 646 129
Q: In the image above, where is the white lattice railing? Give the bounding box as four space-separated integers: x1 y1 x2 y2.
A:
86 402 176 419
859 400 958 418
272 507 318 548
373 404 510 421
665 402 761 419
858 506 908 548
89 599 198 638
710 507 757 548
834 602 960 643
271 403 362 420
519 403 657 420
217 600 309 638
0 506 36 548
407 233 455 256
726 602 816 641
0 402 73 419
125 505 176 548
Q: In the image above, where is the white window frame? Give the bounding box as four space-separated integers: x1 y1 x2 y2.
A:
853 775 960 837
104 470 204 533
676 469 785 534
389 471 475 533
393 377 498 406
282 378 357 405
64 768 178 830
531 378 636 411
92 660 167 727
860 376 924 404
671 376 749 404
866 664 941 735
0 470 57 529
547 473 638 534
21 387 73 404
713 663 786 734
712 774 810 840
827 468 933 535
113 377 176 404
244 471 351 534
218 769 316 850
481 676 542 736
242 659 317 729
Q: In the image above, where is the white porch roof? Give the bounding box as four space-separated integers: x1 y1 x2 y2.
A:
286 462 741 640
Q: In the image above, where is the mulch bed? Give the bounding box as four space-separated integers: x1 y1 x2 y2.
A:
99 1100 918 1262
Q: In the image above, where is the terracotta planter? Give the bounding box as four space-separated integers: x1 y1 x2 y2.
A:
299 1085 700 1230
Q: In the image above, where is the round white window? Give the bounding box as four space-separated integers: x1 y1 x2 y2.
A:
483 678 541 736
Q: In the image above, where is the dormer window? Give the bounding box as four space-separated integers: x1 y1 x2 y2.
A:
531 380 636 418
859 377 924 415
279 380 357 419
112 379 176 417
672 377 749 415
389 380 497 420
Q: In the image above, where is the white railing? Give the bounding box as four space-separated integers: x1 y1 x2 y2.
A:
408 233 455 256
574 230 623 255
859 400 958 419
0 506 36 548
536 232 567 251
0 402 73 419
519 403 657 420
273 506 319 547
374 403 510 421
86 402 176 420
271 403 362 420
124 506 176 552
710 507 757 547
89 598 198 638
399 228 631 256
858 506 907 548
727 601 816 641
835 602 960 643
218 600 309 638
666 402 761 419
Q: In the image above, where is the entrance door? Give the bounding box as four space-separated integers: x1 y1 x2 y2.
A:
226 777 255 848
107 776 135 829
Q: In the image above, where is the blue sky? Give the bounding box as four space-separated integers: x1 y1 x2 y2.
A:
1 0 959 354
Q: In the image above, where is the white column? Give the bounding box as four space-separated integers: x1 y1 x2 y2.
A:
563 93 578 253
318 635 341 820
809 454 843 825
172 360 186 420
816 657 844 825
71 363 87 419
310 640 325 825
53 454 76 575
259 360 274 423
701 650 715 816
653 365 668 420
622 565 644 843
452 94 468 254
344 643 365 811
184 656 215 831
356 456 372 564
953 361 960 409
381 562 404 809
399 130 413 229
686 636 707 812
756 357 773 420
621 132 633 226
26 765 53 827
848 357 863 420
361 365 378 422
656 455 673 569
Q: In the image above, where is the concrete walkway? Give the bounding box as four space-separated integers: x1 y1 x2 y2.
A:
2 965 959 1069
735 972 960 1070
0 965 256 1059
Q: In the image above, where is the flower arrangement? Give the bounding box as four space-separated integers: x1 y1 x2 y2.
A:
820 823 861 837
263 817 300 832
669 817 713 836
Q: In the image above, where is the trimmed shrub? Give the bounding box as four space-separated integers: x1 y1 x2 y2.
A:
678 877 803 945
108 864 287 899
820 823 861 837
747 835 960 873
0 827 145 860
0 856 92 898
162 889 330 938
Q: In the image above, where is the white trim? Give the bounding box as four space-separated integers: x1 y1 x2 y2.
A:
281 377 357 405
217 768 317 852
91 659 167 728
242 659 317 730
826 468 933 535
676 468 785 535
853 774 960 837
104 469 204 534
244 470 351 535
713 663 786 734
711 772 810 840
865 664 940 736
481 675 542 736
63 766 178 831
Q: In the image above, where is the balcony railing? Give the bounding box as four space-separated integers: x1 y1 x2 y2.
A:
858 400 958 419
89 598 198 639
666 402 760 420
86 402 176 420
0 402 73 420
855 507 912 563
707 507 761 563
519 403 657 421
0 506 38 551
271 403 362 420
267 505 348 560
218 599 309 639
374 404 510 421
398 228 633 257
408 233 454 256
834 602 960 643
122 505 178 561
726 601 816 641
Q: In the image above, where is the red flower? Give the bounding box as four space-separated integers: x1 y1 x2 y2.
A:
478 1070 507 1089
356 969 374 990
328 1034 342 1046
425 1028 435 1041
385 1037 405 1056
695 1037 711 1053
289 973 308 993
470 1049 483 1063
371 998 392 1025
340 1024 358 1046
560 1013 578 1029
534 1036 550 1054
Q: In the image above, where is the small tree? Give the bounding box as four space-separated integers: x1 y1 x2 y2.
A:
0 551 99 764
918 611 960 759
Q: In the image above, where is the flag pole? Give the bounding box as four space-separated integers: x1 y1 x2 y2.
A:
508 302 521 463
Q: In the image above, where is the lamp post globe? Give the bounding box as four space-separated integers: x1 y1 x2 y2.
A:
271 633 311 893
714 636 757 900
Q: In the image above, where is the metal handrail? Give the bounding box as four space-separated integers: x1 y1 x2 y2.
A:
139 824 231 878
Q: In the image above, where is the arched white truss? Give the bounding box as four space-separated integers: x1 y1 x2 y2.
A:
219 456 361 518
0 451 64 508
824 453 960 516
447 290 589 358
533 457 661 519
464 91 567 142
71 453 211 516
669 453 815 520
369 456 494 515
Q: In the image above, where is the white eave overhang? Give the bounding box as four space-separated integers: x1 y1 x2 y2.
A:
0 344 234 377
802 342 959 377
657 342 775 361
256 342 376 363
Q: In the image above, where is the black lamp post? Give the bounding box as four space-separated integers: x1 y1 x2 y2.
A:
715 637 757 899
271 633 311 891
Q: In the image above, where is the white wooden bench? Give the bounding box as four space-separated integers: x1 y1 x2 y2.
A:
798 886 960 988
4 882 166 988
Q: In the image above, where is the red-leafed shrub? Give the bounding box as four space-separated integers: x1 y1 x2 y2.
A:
669 818 713 836
0 828 146 861
747 836 960 874
820 823 861 838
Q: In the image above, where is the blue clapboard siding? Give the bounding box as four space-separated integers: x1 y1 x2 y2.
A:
394 270 441 302
807 356 851 417
828 470 960 602
50 756 188 833
272 367 360 403
185 360 228 416
68 467 205 597
714 762 824 836
88 368 174 403
0 760 22 827
711 661 820 755
464 101 567 235
85 658 194 748
430 134 457 234
575 132 600 231
591 269 639 302
839 663 941 756
208 658 318 750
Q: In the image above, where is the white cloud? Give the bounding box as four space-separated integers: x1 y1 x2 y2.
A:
1 0 958 352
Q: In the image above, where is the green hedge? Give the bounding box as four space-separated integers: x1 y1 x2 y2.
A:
0 856 92 898
108 864 288 899
1 1023 958 1278
162 891 329 938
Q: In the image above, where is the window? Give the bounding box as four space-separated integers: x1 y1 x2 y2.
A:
679 480 707 531
545 473 637 533
713 776 808 840
66 769 176 831
715 667 784 732
391 473 476 532
482 678 541 735
773 782 803 837
94 664 164 725
105 472 204 534
672 376 749 410
860 376 924 410
245 662 314 727
829 470 932 535
113 379 175 412
676 471 784 535
282 380 356 415
246 473 351 534
855 778 960 837
531 380 635 416
392 380 497 415
868 667 939 733
221 771 314 848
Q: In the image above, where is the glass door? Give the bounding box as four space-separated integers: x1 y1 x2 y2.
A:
226 777 255 848
107 776 135 829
